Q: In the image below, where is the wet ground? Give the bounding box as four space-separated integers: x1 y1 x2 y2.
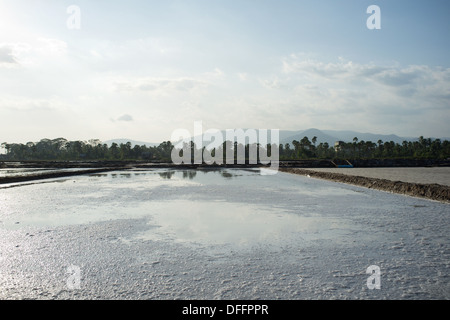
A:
303 167 450 186
0 168 449 299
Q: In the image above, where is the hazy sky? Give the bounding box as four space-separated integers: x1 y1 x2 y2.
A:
1 0 449 143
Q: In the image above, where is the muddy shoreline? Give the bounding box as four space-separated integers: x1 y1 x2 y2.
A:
0 168 127 185
280 168 450 203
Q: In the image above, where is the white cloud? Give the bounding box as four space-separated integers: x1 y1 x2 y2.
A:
281 55 450 105
0 95 67 112
0 38 68 68
0 43 32 67
238 73 248 81
0 45 17 65
259 76 282 90
117 114 133 122
282 55 450 89
203 68 224 79
113 76 210 97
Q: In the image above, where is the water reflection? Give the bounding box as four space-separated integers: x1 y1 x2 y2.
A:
89 173 108 177
182 170 197 180
76 168 255 181
158 170 197 180
133 200 345 248
159 171 175 179
221 171 233 179
154 168 254 182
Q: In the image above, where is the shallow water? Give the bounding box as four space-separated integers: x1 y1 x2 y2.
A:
0 168 449 299
0 169 362 247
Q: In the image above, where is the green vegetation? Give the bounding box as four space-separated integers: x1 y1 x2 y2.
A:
1 135 449 162
0 138 173 161
281 136 450 160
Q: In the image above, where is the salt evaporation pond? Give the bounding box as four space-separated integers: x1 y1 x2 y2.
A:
0 168 448 299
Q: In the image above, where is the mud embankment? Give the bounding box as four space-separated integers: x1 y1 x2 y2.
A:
280 168 450 203
0 168 126 185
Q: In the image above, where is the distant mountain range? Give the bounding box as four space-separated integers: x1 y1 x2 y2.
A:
278 128 419 146
104 129 448 148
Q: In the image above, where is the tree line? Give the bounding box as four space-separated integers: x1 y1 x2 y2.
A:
1 135 449 161
281 136 450 160
0 138 173 161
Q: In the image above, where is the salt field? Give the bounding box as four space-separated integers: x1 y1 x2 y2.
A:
0 168 449 299
303 167 450 186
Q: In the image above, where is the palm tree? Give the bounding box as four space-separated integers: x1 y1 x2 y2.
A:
352 137 358 158
300 136 311 149
292 140 300 158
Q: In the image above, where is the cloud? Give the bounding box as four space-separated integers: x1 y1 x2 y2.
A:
259 76 281 89
0 45 17 65
36 38 68 56
117 114 133 122
0 39 68 68
372 67 423 87
0 96 65 112
238 73 248 81
282 55 449 87
282 55 358 79
203 68 224 79
114 76 209 96
281 54 450 100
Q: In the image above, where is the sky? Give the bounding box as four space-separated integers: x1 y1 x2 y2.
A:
0 0 449 144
